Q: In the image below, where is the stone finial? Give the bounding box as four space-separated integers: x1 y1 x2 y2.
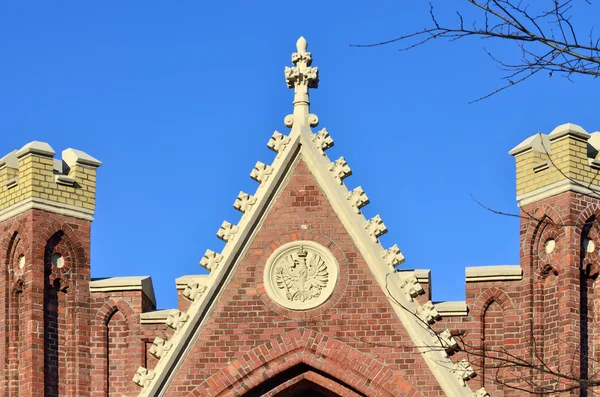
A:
233 191 257 213
438 329 459 354
217 221 239 243
329 157 351 184
133 366 155 388
166 310 189 330
183 282 208 302
149 337 173 359
469 388 489 397
452 359 476 386
267 131 291 155
381 244 405 270
284 37 319 125
200 249 223 271
416 301 441 324
311 128 334 154
398 274 424 300
285 37 318 89
364 215 387 242
250 161 273 183
346 187 369 214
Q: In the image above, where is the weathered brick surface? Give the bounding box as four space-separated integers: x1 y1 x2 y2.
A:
163 159 443 396
0 208 167 397
3 141 600 396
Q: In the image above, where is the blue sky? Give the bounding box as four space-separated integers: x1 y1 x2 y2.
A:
1 2 598 309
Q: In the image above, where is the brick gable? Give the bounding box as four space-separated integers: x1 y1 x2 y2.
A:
163 159 440 396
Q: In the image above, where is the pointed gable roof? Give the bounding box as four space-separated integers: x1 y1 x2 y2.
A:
133 37 487 397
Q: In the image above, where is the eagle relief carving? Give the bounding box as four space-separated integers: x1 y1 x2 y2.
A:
264 241 339 311
274 246 329 302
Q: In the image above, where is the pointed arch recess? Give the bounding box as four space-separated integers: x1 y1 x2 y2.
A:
188 329 421 397
92 299 139 397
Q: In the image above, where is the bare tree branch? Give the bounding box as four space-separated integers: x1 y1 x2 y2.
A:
351 0 599 100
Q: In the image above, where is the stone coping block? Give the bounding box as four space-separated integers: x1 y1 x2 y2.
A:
175 274 211 290
90 276 156 307
465 265 522 282
434 301 468 317
140 309 173 324
397 268 431 284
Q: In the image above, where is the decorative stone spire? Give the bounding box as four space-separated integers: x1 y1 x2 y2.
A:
284 37 319 127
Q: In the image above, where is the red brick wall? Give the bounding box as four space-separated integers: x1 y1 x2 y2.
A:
164 159 444 396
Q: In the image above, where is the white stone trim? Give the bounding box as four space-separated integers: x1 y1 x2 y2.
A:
263 240 339 311
0 196 95 222
466 265 522 282
174 275 210 291
397 269 431 284
298 133 474 395
435 301 468 317
90 276 156 307
136 129 303 397
16 141 55 158
516 178 600 207
136 39 477 397
140 309 172 325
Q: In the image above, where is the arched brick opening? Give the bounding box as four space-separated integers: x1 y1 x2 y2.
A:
265 370 362 397
188 329 421 397
91 299 138 397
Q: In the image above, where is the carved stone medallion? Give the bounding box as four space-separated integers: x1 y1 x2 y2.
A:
264 241 339 311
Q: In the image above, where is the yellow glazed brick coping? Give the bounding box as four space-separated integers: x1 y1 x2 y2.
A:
0 141 101 215
510 123 600 201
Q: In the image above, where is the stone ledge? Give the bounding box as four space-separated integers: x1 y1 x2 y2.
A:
397 269 431 284
90 276 156 307
140 309 172 324
175 274 211 290
465 265 522 282
434 301 468 317
0 196 95 223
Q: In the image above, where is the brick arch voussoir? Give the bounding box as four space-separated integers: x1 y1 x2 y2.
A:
474 288 515 321
35 220 87 266
190 329 421 397
575 202 600 235
94 298 137 328
2 219 31 263
526 211 564 254
263 370 363 397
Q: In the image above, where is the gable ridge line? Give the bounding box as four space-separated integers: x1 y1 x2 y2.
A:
297 131 482 396
133 124 485 396
134 129 302 396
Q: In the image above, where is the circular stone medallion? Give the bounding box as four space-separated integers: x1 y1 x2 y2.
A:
264 241 339 311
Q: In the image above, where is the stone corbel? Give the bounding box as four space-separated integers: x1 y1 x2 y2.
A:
416 301 441 324
216 221 238 243
267 131 291 156
328 157 351 184
233 191 257 213
250 161 274 183
200 249 223 272
149 337 173 360
364 215 387 243
346 186 369 214
133 366 155 388
166 310 189 331
452 359 476 386
311 128 334 154
381 244 405 270
182 282 208 302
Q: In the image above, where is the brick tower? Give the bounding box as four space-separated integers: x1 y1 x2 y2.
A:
0 142 101 397
510 123 600 395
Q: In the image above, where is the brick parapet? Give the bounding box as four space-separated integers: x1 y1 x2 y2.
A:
0 142 101 220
